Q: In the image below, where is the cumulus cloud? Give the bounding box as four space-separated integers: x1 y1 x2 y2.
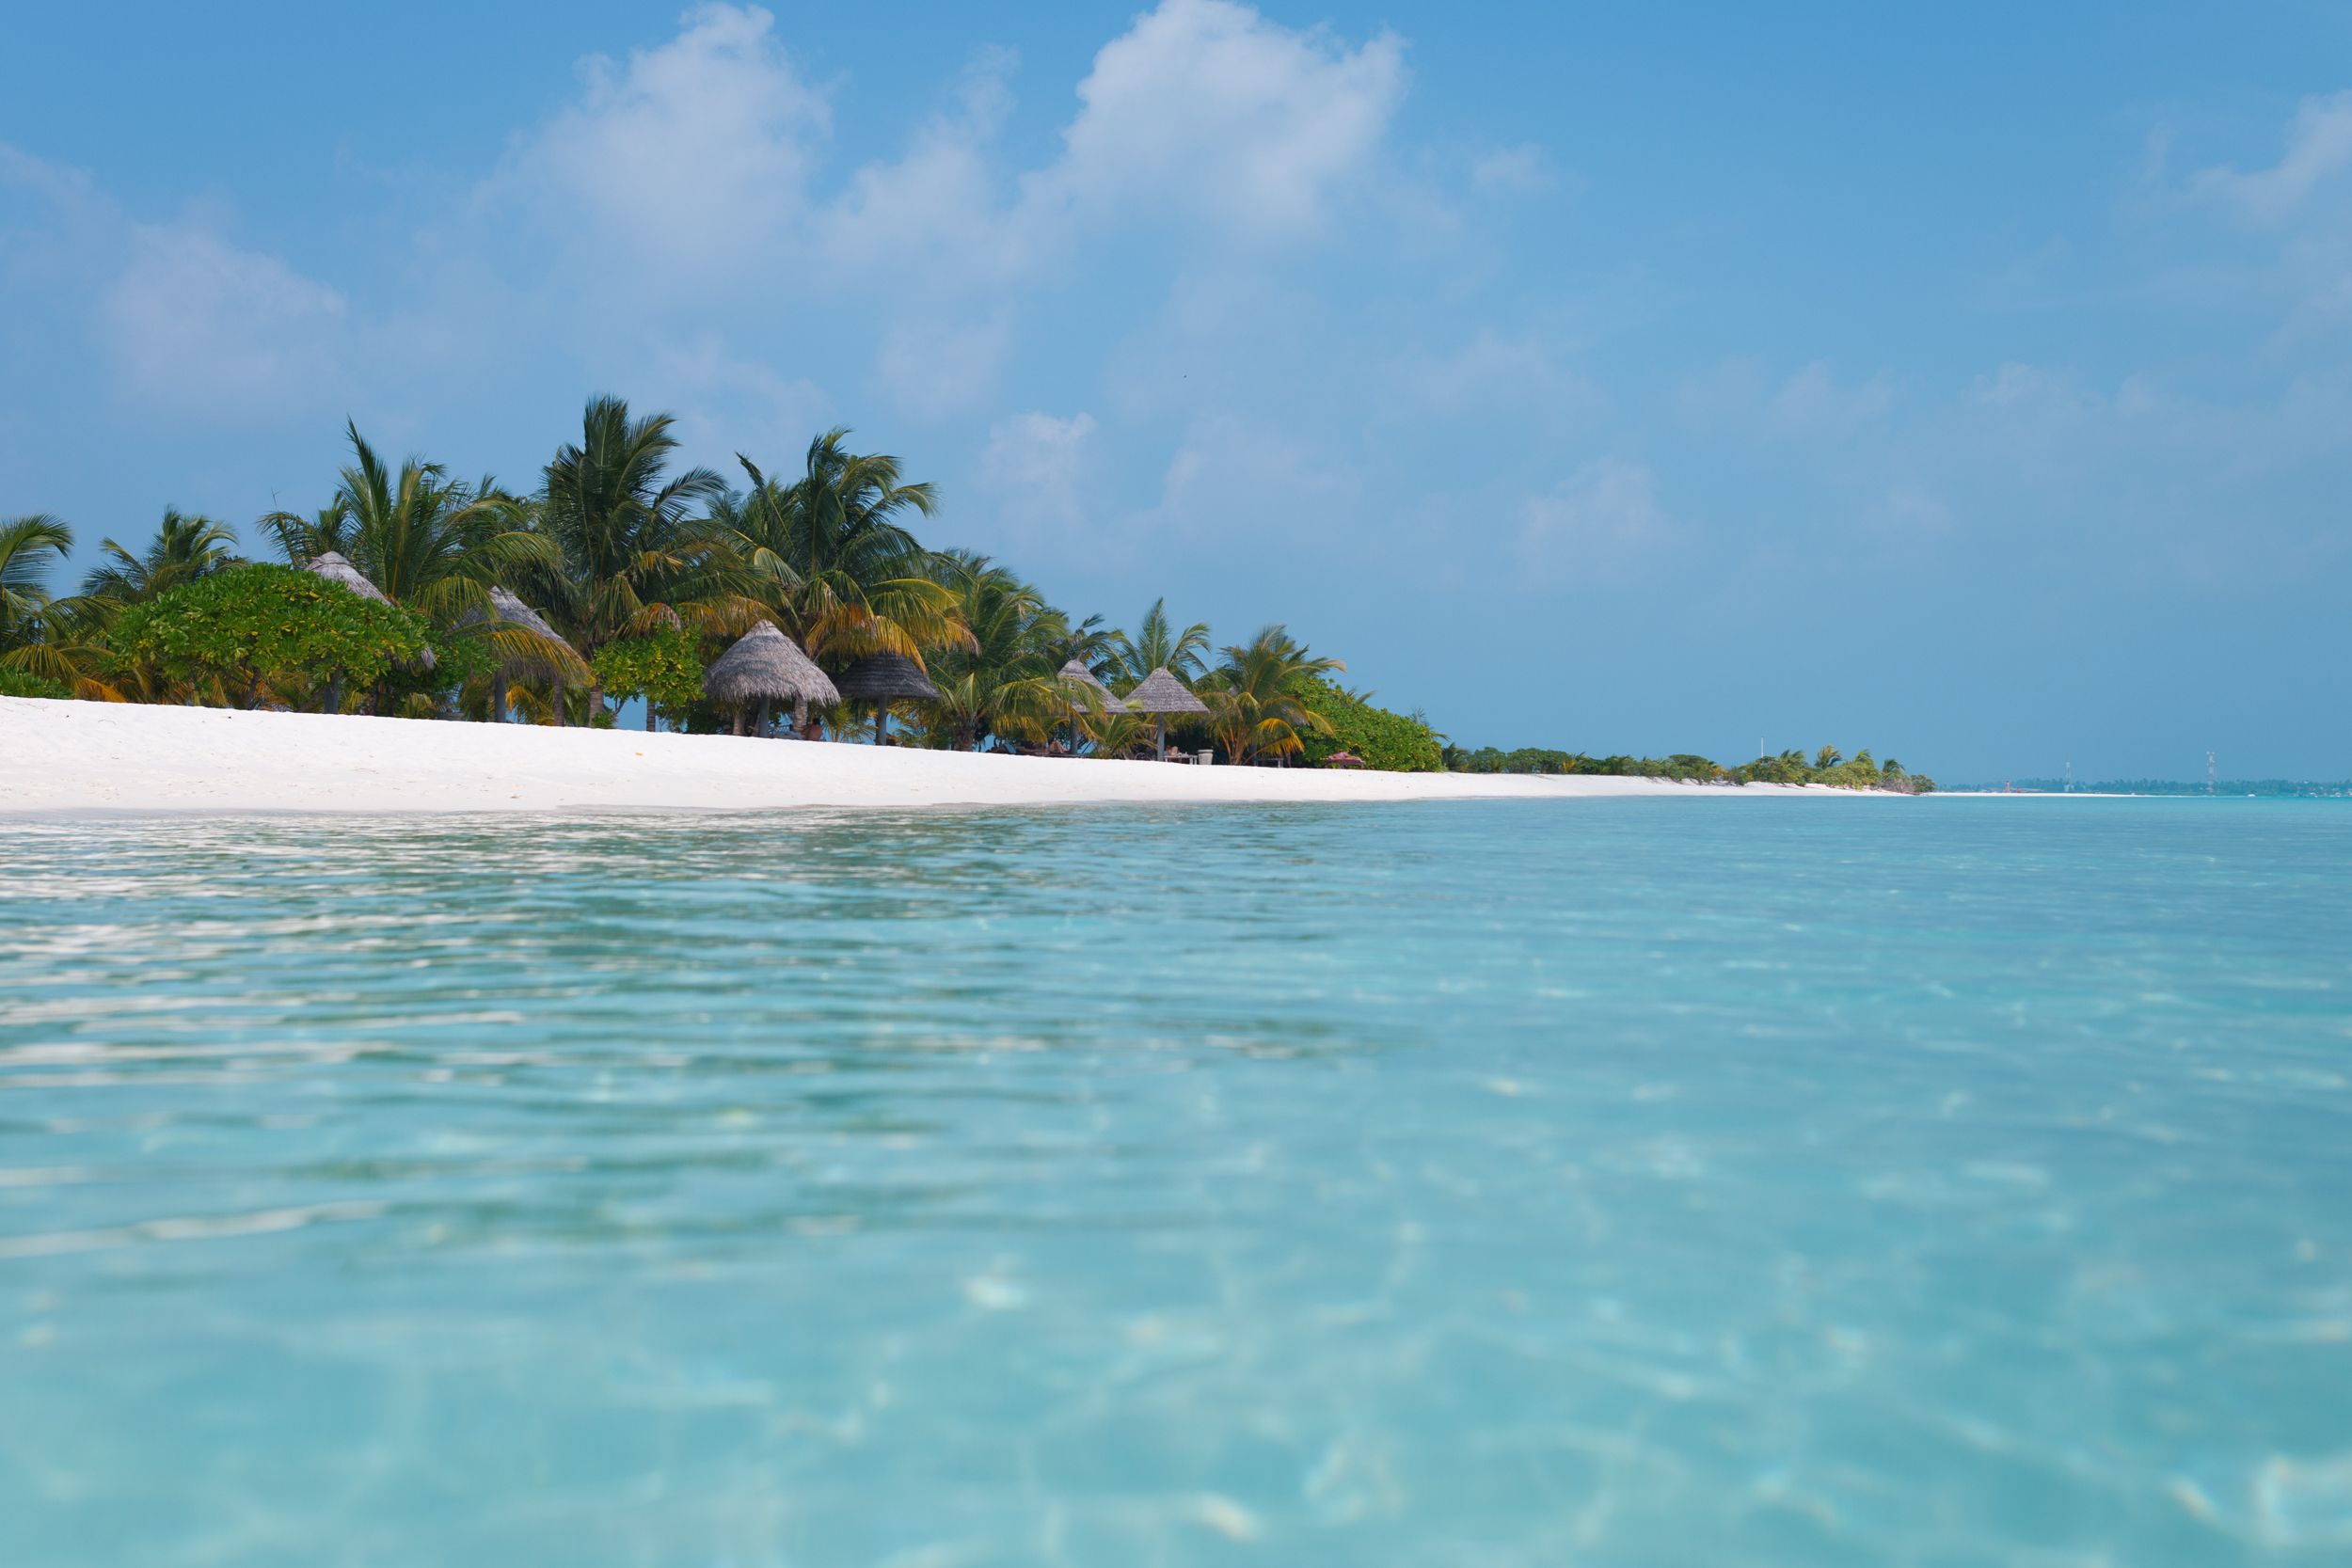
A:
484 3 827 279
1029 0 1407 241
2190 90 2352 222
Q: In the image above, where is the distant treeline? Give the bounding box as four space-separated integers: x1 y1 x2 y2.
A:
1443 744 1932 792
1975 778 2352 798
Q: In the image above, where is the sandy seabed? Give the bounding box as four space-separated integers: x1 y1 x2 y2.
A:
0 697 1873 816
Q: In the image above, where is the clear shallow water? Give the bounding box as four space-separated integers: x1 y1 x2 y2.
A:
2 799 2348 1567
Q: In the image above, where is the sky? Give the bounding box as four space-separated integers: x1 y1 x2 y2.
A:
4 0 2350 780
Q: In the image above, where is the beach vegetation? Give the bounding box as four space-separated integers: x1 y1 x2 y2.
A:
0 513 83 689
1107 598 1213 690
912 551 1071 751
1198 625 1343 766
2 404 1936 789
0 667 73 700
1293 676 1443 771
591 626 707 730
108 564 430 709
521 397 737 723
726 430 968 666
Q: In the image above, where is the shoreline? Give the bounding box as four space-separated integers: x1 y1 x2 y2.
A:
4 697 1909 816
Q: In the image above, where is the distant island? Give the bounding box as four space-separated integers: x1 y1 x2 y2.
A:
3 396 1927 792
1959 778 2352 798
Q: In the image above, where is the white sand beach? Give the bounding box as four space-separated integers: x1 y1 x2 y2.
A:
1 697 1855 815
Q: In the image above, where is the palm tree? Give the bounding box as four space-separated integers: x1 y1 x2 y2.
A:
78 508 240 612
532 396 732 722
1107 598 1213 689
1200 624 1343 766
260 422 579 711
0 514 78 687
729 429 967 668
921 550 1070 751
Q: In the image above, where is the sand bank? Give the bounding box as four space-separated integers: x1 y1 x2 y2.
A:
0 697 1851 816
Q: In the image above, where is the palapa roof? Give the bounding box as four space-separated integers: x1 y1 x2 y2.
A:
1057 658 1128 709
456 587 580 679
703 622 841 706
305 551 392 606
834 650 943 702
1122 667 1209 715
307 551 434 671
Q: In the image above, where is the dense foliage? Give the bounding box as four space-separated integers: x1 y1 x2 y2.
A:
110 565 430 708
1734 746 1931 791
0 668 72 700
591 627 707 727
1295 677 1442 771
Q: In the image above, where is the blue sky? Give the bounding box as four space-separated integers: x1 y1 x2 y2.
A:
5 1 2349 779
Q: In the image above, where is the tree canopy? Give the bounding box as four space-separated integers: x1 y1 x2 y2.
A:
109 564 430 709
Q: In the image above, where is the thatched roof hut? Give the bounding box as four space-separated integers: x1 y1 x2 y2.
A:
305 551 392 605
834 652 942 703
306 551 434 673
454 587 581 721
482 588 567 656
1121 667 1209 756
1057 658 1126 705
834 651 941 744
1123 668 1209 715
704 622 839 712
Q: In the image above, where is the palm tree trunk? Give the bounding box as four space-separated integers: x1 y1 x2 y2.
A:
794 697 808 738
644 696 657 734
733 707 745 736
874 702 886 744
326 672 342 715
553 680 564 726
586 676 603 727
757 697 771 737
491 672 506 723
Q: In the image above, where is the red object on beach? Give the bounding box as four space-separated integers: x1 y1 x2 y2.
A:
1325 752 1364 768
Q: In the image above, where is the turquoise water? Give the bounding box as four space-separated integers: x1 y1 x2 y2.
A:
3 799 2348 1566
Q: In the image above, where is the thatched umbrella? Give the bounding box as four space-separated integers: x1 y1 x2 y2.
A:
834 651 941 744
1057 658 1126 754
305 550 391 606
1122 667 1210 758
702 621 839 737
304 551 432 715
457 587 580 724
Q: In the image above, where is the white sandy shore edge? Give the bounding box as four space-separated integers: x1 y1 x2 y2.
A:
1 697 1884 816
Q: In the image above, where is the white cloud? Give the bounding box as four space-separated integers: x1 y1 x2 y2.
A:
2190 90 2352 222
102 223 347 412
1030 0 1407 241
1518 458 1675 582
485 4 827 279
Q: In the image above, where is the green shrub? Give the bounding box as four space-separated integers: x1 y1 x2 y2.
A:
0 668 73 701
1294 676 1443 770
111 563 430 706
